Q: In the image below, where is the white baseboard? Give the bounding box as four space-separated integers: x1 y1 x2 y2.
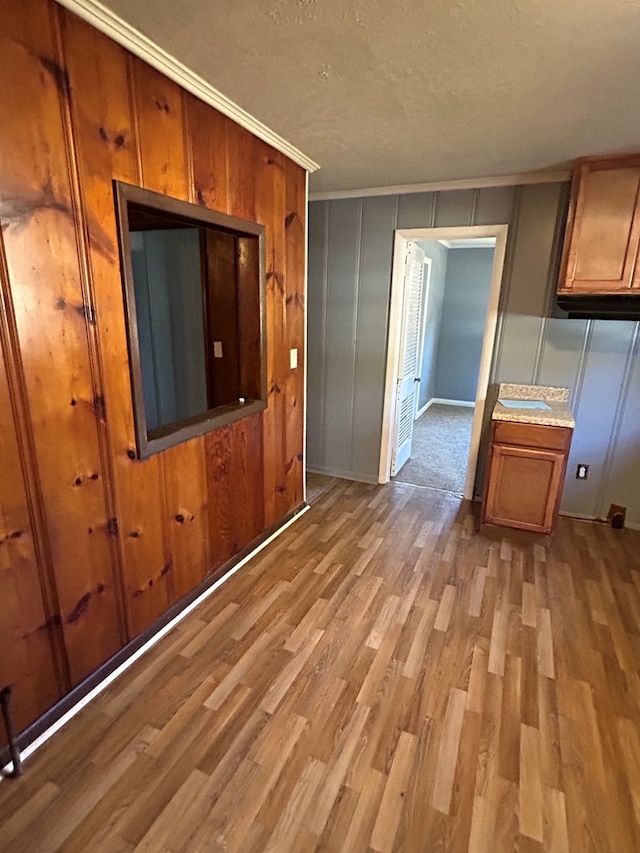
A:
0 505 310 779
415 399 433 418
429 398 475 408
306 465 379 485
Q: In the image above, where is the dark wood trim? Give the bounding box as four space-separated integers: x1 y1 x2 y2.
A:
0 501 308 770
113 179 268 459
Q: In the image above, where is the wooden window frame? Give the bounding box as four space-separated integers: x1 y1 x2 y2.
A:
114 180 267 458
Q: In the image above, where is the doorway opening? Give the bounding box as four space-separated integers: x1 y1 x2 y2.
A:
379 225 508 500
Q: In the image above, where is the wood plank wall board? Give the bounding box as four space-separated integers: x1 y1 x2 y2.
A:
0 0 305 737
203 230 241 406
598 334 640 521
59 12 171 640
236 234 264 403
232 414 266 548
161 438 210 601
0 0 124 686
434 189 476 228
227 120 257 222
536 318 590 397
472 185 516 227
0 352 62 742
494 183 565 384
351 196 397 478
283 158 306 507
396 193 436 230
185 94 229 212
256 145 288 527
324 199 361 475
306 201 328 470
131 55 194 617
204 425 235 569
562 321 638 518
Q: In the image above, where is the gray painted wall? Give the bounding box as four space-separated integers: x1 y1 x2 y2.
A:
415 239 447 409
307 183 640 527
434 247 494 402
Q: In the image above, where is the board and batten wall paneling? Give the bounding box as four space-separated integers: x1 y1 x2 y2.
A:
324 199 362 478
0 0 305 741
307 201 329 472
308 182 640 526
351 197 397 478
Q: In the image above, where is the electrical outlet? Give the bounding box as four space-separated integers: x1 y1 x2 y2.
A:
576 464 589 480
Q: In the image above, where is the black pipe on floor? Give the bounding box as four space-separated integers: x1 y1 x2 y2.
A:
0 686 22 778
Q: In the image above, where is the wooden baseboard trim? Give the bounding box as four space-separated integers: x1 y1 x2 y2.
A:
0 502 309 774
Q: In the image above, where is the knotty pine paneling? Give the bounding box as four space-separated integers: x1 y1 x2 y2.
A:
0 319 63 743
0 0 125 687
257 146 289 527
0 0 306 740
60 10 171 640
283 158 306 508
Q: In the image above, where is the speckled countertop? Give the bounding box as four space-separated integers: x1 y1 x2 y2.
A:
492 383 575 428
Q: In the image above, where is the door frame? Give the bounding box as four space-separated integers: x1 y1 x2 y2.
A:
378 224 509 499
414 256 432 419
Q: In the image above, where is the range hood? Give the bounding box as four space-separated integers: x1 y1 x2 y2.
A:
556 293 640 321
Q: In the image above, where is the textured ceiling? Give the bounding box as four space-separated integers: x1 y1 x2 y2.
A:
98 0 640 193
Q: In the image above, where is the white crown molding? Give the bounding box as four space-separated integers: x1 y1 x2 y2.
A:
55 0 320 174
309 170 572 201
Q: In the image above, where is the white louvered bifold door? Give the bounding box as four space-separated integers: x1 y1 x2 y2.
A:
391 243 425 475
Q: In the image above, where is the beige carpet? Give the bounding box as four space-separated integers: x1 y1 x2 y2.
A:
393 403 474 493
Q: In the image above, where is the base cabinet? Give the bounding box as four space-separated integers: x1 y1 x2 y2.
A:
482 421 572 535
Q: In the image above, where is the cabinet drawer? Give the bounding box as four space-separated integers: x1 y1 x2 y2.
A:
493 420 571 451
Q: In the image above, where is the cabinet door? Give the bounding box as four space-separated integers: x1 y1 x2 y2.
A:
559 157 640 294
483 444 567 534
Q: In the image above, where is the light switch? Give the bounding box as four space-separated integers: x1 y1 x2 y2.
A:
290 348 298 369
213 340 223 358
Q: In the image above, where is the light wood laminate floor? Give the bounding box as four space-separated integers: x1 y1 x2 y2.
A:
2 478 640 852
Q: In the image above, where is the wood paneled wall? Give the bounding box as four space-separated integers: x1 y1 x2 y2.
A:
0 0 305 746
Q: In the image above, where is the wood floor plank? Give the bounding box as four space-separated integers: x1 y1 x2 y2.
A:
431 687 467 814
2 479 640 852
370 729 417 852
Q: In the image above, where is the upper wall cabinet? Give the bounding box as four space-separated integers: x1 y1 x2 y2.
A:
558 154 640 294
